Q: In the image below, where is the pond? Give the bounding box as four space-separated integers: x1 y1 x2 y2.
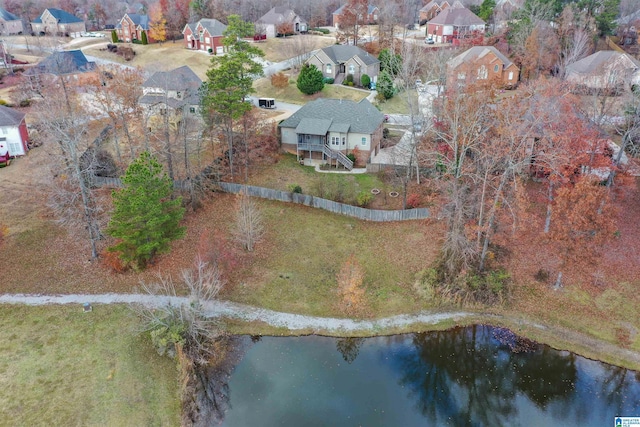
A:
214 326 640 426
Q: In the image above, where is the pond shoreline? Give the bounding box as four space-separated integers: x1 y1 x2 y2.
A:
1 292 639 371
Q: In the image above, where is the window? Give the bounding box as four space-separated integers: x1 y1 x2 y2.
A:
493 64 499 73
342 137 346 146
326 64 332 74
160 108 167 115
508 71 513 80
373 14 378 20
361 137 366 145
8 141 20 154
478 65 487 80
348 64 355 74
176 91 182 99
1 128 7 135
189 107 196 114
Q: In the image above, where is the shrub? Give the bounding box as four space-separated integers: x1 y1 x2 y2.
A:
311 28 330 34
208 48 213 54
19 99 31 107
347 82 354 86
534 268 549 283
141 31 148 45
0 99 7 106
111 29 118 43
361 74 371 88
485 269 510 295
343 74 354 85
413 268 438 300
288 184 303 193
323 77 334 84
297 63 324 95
101 249 126 273
356 191 372 207
346 153 356 163
271 72 289 88
406 193 421 208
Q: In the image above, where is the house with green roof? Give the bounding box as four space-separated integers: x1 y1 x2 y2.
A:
31 8 86 35
279 98 385 169
306 45 380 86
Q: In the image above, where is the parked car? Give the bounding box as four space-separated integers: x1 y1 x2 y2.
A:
425 37 434 44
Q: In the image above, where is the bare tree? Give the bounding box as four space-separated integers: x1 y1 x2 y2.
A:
34 59 104 259
233 188 264 252
135 256 225 363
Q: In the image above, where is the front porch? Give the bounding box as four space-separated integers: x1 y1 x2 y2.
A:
297 135 353 170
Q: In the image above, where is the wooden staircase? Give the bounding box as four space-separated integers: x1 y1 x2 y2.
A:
322 143 353 170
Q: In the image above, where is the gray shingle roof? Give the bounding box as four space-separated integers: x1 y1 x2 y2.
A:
257 7 303 26
279 98 384 134
334 4 379 15
566 51 640 76
447 45 516 70
143 65 202 91
295 118 332 135
428 7 484 25
197 18 227 36
0 105 25 126
0 8 19 21
318 45 379 66
24 50 95 76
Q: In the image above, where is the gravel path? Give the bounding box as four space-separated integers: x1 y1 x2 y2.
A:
0 293 475 333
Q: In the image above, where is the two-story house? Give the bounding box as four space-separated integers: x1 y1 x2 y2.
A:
306 45 379 86
182 18 227 54
0 8 24 35
333 4 379 29
139 66 203 117
0 105 29 157
279 98 385 168
419 1 450 24
31 8 86 35
427 6 485 44
116 13 153 43
446 45 519 88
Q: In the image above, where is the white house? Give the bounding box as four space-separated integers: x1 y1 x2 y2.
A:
0 105 29 157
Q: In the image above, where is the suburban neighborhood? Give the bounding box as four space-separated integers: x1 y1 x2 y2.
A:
0 0 639 425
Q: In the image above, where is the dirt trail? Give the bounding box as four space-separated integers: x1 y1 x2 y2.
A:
0 293 474 332
2 293 640 368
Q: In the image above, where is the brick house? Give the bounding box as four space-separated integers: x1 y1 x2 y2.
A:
446 45 519 88
0 8 24 35
333 4 379 29
419 1 450 24
182 18 227 54
306 45 379 86
279 98 385 168
427 7 485 44
116 13 154 43
0 105 29 157
255 7 307 38
31 8 86 35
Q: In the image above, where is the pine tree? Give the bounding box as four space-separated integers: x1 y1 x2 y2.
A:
296 63 324 95
141 30 148 45
111 29 118 43
377 69 395 99
107 152 185 270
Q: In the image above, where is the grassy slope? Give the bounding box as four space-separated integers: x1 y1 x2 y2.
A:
0 305 179 426
253 76 370 105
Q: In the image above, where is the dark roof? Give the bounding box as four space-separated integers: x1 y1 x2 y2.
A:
318 45 379 66
24 50 95 76
0 8 19 21
142 65 202 91
428 7 484 25
257 7 304 26
0 105 25 126
279 98 384 134
33 8 84 24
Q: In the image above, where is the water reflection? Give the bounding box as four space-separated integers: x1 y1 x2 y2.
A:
218 326 640 427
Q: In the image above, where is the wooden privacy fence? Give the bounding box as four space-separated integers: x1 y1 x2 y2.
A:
216 182 430 222
90 176 430 222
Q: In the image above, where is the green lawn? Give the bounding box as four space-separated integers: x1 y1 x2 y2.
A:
377 89 418 114
0 305 180 426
